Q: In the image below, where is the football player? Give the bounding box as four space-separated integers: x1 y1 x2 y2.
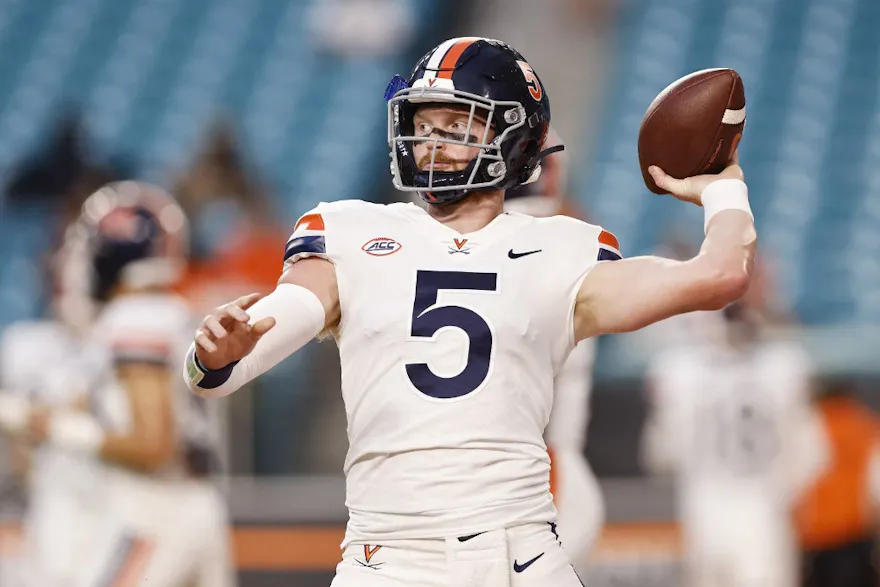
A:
0 324 104 587
0 222 112 586
5 182 234 587
184 37 756 586
505 127 605 577
641 298 827 587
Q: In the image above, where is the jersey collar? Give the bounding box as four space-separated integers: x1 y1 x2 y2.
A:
396 202 530 247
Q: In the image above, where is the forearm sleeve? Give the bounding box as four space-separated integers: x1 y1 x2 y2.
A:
184 284 326 398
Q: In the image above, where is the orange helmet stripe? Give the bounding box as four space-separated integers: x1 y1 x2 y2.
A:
437 37 481 79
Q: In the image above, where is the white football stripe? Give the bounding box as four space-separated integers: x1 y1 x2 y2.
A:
421 38 461 82
290 228 324 238
722 107 746 125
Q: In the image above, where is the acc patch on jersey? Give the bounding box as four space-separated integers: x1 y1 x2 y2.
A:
362 237 402 256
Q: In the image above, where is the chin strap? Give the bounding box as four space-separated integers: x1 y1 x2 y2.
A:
521 144 566 186
536 144 565 160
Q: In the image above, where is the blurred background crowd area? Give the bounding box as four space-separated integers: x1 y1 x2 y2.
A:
1 0 880 582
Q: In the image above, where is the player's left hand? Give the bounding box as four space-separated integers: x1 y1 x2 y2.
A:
649 149 744 206
195 293 276 371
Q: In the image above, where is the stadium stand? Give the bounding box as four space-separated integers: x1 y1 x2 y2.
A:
0 0 435 326
577 0 875 326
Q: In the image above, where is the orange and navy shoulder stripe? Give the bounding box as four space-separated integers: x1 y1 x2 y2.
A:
284 212 326 262
597 229 621 261
295 213 325 232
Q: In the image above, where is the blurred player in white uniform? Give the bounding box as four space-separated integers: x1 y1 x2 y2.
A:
0 215 122 586
641 300 827 587
184 37 756 587
505 127 604 576
1 182 234 586
0 318 107 585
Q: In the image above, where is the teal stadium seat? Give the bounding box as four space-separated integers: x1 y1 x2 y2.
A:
576 0 878 326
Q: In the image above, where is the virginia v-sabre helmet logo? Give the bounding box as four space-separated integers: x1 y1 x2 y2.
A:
385 37 563 205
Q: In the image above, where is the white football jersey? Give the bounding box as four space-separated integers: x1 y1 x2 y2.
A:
0 320 109 491
645 341 827 510
0 320 107 406
644 340 824 587
283 200 621 544
0 321 110 585
502 173 596 453
89 292 219 478
502 189 605 571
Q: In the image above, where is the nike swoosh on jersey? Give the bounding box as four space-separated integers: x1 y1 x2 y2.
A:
513 552 544 572
508 249 542 259
457 532 486 542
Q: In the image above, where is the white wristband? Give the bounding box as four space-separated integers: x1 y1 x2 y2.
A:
700 179 753 234
48 412 104 455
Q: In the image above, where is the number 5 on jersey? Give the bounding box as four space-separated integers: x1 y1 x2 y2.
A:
405 270 498 400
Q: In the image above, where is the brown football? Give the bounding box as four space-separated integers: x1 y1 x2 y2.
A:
638 68 746 194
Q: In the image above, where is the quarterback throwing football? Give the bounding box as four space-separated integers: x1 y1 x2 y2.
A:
184 37 756 586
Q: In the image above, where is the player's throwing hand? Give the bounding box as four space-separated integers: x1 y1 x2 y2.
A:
194 293 275 370
649 150 744 207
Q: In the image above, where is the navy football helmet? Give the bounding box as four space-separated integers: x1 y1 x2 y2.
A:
386 37 562 205
54 182 188 324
